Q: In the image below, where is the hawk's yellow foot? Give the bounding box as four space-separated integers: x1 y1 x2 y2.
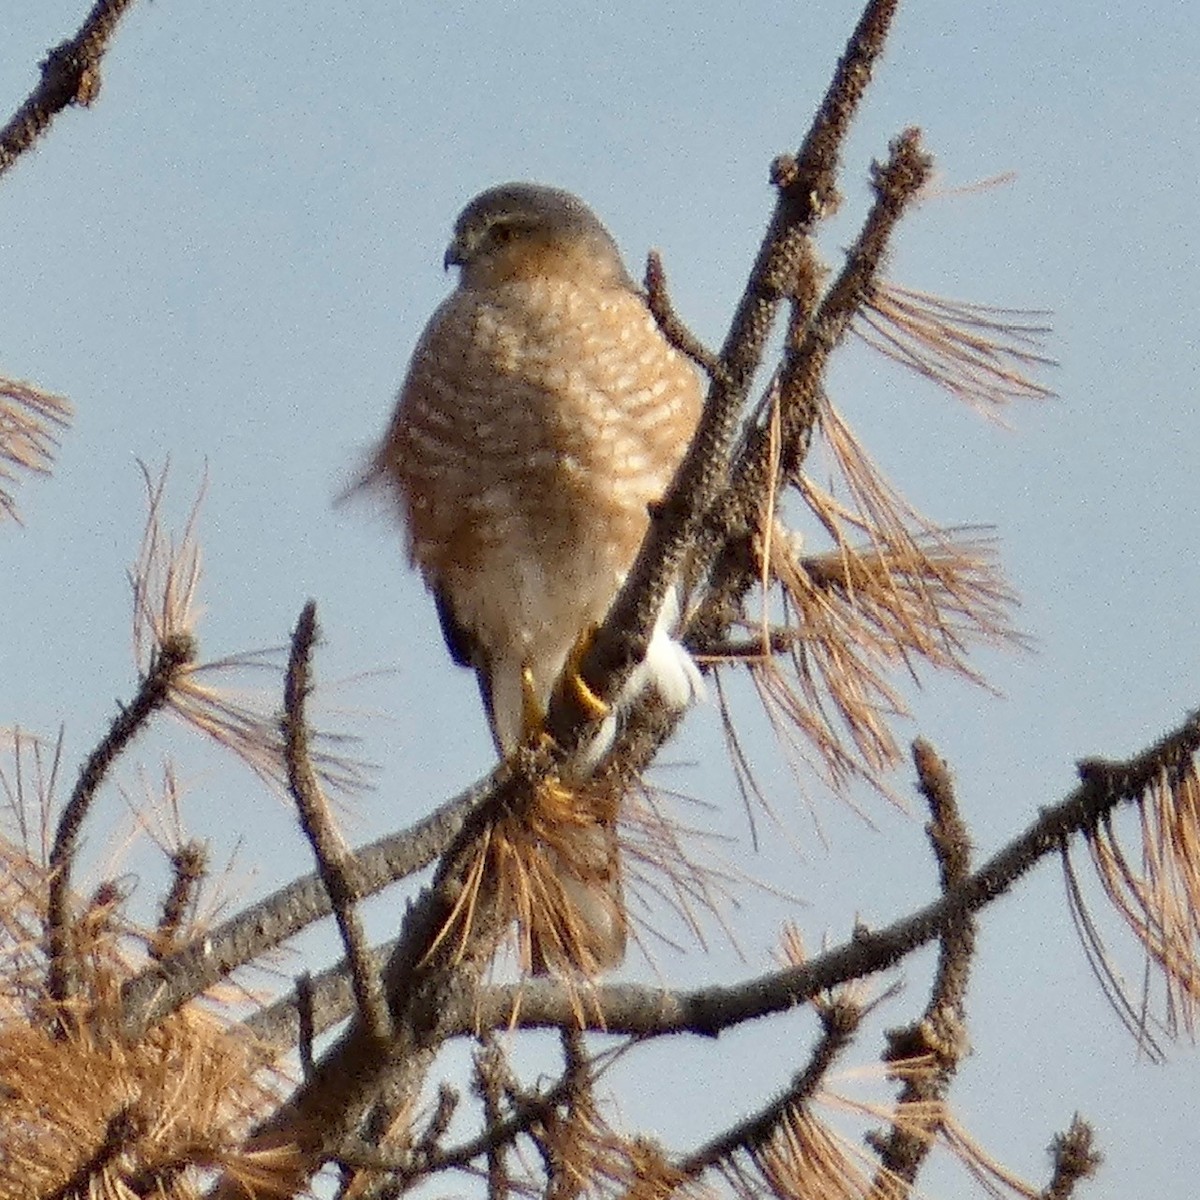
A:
562 624 610 721
520 664 551 745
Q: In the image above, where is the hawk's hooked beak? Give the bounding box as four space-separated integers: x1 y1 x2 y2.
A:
443 240 466 271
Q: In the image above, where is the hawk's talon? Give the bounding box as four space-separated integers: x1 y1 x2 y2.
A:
521 665 550 744
563 625 610 721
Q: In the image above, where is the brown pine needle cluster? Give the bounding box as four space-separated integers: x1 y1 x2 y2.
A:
750 500 1021 793
579 1136 703 1200
856 282 1055 418
0 375 72 522
444 773 627 982
441 771 729 987
617 784 735 959
0 842 299 1200
719 273 1044 800
1076 754 1200 1042
528 1051 627 1200
131 464 366 795
719 1105 900 1200
0 727 61 867
0 835 54 1008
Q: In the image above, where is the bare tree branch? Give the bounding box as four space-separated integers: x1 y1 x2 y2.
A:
237 709 1200 1074
284 600 390 1041
469 708 1200 1038
868 739 976 1193
677 994 861 1178
46 633 193 1017
0 0 139 180
547 0 905 751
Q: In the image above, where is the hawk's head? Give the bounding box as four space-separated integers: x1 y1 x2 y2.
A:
444 182 633 290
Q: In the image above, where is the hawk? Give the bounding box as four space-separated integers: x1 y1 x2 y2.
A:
362 183 704 966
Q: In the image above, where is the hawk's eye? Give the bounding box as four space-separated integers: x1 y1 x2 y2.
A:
490 223 519 247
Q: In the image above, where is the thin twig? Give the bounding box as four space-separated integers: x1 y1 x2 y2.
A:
417 1085 460 1161
677 994 861 1177
1041 1116 1102 1200
692 626 799 661
296 972 316 1080
476 1039 512 1200
643 250 723 378
46 633 193 1015
241 939 399 1051
344 1069 577 1187
150 839 207 959
541 1027 593 1200
284 600 390 1041
0 0 139 178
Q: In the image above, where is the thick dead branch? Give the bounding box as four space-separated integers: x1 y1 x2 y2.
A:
546 0 904 751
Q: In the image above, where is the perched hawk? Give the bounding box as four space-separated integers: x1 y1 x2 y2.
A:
362 183 704 966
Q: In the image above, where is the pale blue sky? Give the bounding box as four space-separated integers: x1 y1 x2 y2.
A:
2 2 1198 1196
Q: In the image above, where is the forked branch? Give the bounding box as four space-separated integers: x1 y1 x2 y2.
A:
46 633 193 1016
284 600 390 1042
